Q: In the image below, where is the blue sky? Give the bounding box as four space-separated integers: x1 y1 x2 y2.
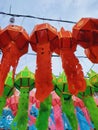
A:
0 0 98 76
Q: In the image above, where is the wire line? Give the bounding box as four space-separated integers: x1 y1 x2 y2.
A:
0 11 77 24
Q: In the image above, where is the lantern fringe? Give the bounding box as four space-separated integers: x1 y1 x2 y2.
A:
0 52 11 96
61 96 78 130
35 43 53 101
61 49 86 95
0 43 20 96
0 41 28 96
52 95 64 130
11 87 29 130
83 96 98 129
36 95 52 130
0 96 6 116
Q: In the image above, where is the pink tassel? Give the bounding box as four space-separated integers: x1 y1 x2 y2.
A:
52 92 64 130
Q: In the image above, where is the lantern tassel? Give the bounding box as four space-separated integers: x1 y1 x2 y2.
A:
11 87 29 130
61 96 78 130
35 43 53 101
60 49 86 95
0 43 20 96
36 95 52 130
0 42 28 96
83 96 98 129
0 96 6 116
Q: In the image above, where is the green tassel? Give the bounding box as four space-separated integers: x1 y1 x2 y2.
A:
83 96 98 129
36 95 52 130
11 87 29 130
61 96 78 130
0 71 14 116
0 96 6 116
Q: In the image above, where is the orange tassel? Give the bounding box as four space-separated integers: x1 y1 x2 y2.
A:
0 43 19 95
61 49 86 95
0 43 28 96
35 43 53 101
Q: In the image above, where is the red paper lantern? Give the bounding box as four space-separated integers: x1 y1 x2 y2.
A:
72 18 98 49
30 23 58 101
85 45 98 63
72 18 98 63
55 27 86 95
0 25 29 96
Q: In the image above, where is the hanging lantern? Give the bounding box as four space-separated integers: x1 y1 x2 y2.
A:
72 18 98 63
30 23 58 101
14 66 35 91
72 18 98 48
0 25 29 96
11 67 35 130
55 27 86 95
85 45 98 63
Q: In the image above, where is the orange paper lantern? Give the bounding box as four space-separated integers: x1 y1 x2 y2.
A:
72 18 98 49
72 18 98 63
30 23 58 101
85 45 98 63
55 27 86 95
0 25 29 96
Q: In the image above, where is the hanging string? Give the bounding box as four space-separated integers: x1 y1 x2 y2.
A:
26 52 87 58
0 12 77 24
0 50 89 59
